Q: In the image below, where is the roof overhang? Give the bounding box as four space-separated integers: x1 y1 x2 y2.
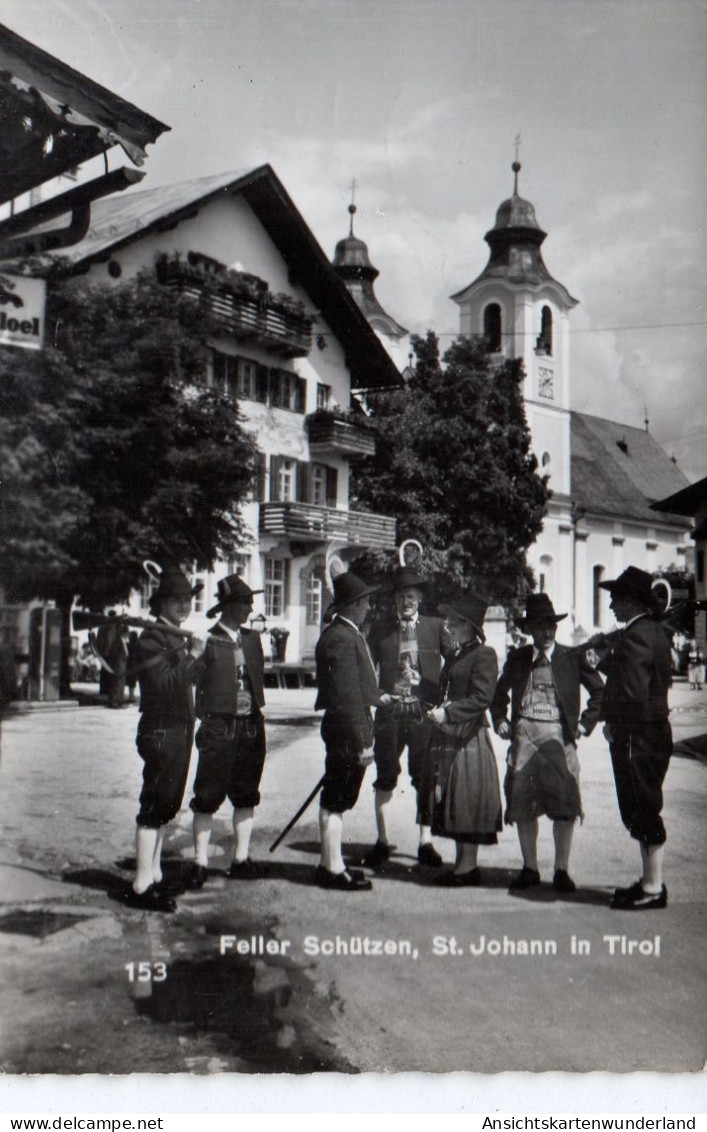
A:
0 21 169 204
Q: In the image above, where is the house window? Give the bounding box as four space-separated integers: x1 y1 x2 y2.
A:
483 303 502 352
265 558 288 617
306 574 323 625
212 351 237 398
311 464 327 506
593 565 606 628
271 369 306 412
224 555 249 577
278 459 296 502
539 554 554 596
237 358 258 400
316 383 331 410
697 550 704 585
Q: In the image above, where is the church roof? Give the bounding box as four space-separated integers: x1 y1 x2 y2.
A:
451 162 578 306
331 203 408 340
570 412 691 527
23 165 402 391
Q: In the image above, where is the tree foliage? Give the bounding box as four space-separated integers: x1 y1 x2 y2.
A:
0 270 256 610
351 332 549 607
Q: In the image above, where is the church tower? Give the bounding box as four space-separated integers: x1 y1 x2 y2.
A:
332 196 409 370
451 161 579 621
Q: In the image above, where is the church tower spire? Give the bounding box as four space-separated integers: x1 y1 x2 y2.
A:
450 158 578 504
331 186 408 342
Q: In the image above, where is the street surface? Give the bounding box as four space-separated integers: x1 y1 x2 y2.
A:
0 683 705 1075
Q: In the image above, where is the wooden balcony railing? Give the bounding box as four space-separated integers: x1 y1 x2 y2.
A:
259 502 396 549
158 260 314 358
305 410 377 459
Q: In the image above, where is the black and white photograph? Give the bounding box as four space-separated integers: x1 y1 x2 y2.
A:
0 0 705 1115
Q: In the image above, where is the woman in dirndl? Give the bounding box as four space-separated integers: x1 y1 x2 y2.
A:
421 593 502 886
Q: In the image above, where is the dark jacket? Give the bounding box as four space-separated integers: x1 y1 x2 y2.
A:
137 622 205 724
196 623 265 717
369 615 452 705
598 615 672 725
315 616 380 749
491 642 604 742
437 641 498 740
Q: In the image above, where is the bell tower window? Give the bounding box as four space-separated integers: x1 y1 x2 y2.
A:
483 303 502 352
536 305 553 355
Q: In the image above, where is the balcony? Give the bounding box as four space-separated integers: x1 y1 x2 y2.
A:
305 410 377 459
156 254 313 358
259 502 396 550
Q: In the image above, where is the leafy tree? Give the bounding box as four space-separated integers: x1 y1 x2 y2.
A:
351 332 549 609
0 270 257 684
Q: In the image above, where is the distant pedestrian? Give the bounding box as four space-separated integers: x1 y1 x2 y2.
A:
491 592 604 893
687 640 704 690
126 631 140 704
107 623 128 709
596 567 673 911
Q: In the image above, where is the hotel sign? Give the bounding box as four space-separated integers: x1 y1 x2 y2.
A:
0 273 46 350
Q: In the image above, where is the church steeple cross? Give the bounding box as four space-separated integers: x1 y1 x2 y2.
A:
348 177 357 236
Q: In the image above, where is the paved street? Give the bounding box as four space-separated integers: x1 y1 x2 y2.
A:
0 683 705 1076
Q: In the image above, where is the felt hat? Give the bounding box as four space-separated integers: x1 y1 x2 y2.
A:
598 566 659 608
149 566 203 613
207 574 263 618
516 592 568 630
438 592 489 636
330 572 380 609
391 566 427 591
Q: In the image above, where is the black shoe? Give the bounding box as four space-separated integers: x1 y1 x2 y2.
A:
553 869 576 893
418 843 443 868
362 840 391 868
122 884 176 913
510 867 541 890
186 864 209 890
437 867 481 887
611 884 667 911
315 867 372 891
153 876 185 896
613 879 644 901
227 858 269 880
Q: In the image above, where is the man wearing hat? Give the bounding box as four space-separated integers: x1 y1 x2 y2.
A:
595 567 673 910
362 566 453 869
491 592 604 893
314 571 382 890
125 567 207 913
188 574 267 888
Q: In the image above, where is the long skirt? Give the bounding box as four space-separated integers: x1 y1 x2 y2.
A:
420 726 502 844
504 719 582 825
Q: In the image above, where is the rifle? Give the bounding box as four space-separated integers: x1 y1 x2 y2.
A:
72 609 248 676
567 598 707 657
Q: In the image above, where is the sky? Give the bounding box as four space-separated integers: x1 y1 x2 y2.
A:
3 0 706 481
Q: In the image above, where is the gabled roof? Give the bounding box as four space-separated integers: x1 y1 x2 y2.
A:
35 165 403 391
570 411 691 527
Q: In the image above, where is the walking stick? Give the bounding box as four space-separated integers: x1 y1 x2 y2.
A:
269 774 326 853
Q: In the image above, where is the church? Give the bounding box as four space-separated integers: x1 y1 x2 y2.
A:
335 162 693 641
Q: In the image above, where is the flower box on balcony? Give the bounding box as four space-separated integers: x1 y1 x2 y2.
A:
155 253 314 359
305 410 377 459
